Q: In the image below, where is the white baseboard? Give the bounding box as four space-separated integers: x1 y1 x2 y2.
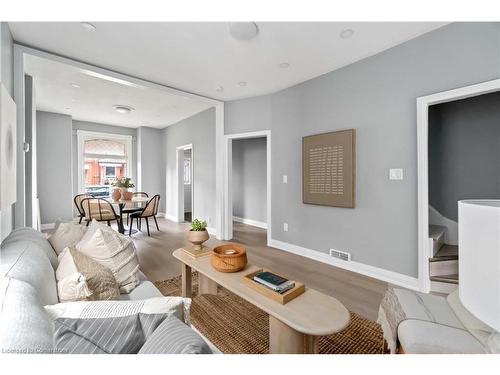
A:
207 227 217 236
268 238 421 291
163 213 178 222
233 216 267 229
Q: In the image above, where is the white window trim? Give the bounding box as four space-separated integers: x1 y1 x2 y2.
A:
77 130 133 193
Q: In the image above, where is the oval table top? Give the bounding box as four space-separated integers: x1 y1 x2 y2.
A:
173 248 351 336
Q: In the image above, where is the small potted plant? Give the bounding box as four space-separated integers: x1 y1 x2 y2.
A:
187 219 209 251
113 177 135 200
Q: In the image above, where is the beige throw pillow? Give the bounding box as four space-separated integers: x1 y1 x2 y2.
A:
76 220 140 293
48 220 87 255
56 247 120 302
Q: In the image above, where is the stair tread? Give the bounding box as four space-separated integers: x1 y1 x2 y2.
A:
431 274 459 284
429 225 446 240
434 244 458 258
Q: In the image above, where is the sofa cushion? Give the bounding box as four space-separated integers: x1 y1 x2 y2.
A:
1 227 58 270
398 319 486 354
1 241 58 306
54 313 168 354
0 277 54 354
76 220 140 293
48 221 87 255
138 315 212 354
45 296 191 324
56 247 120 302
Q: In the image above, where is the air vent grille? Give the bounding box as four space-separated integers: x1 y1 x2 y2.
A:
330 248 351 261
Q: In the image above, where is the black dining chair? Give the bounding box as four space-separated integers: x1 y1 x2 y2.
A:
129 194 160 236
74 193 92 224
80 198 120 227
122 192 149 226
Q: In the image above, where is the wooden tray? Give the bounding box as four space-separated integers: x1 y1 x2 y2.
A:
242 268 305 305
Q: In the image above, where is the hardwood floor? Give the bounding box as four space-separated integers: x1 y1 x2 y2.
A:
132 218 387 321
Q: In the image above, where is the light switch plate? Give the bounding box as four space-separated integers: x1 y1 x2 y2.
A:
283 175 288 184
389 168 404 180
283 223 288 232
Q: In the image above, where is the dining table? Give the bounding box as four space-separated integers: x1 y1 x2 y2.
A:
106 196 150 235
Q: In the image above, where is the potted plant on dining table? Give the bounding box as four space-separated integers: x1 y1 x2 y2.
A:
112 177 135 200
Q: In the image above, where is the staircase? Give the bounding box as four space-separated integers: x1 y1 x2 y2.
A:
429 225 458 294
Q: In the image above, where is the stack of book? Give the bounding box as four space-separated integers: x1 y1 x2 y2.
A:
253 271 295 294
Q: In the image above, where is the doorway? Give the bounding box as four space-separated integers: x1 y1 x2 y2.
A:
224 130 271 244
176 144 194 223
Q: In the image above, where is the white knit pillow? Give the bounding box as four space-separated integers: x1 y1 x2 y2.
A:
48 220 87 255
75 220 140 293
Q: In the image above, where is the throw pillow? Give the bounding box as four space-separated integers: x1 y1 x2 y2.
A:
54 313 168 354
138 315 212 354
56 247 120 302
44 296 192 324
48 220 87 255
76 220 140 293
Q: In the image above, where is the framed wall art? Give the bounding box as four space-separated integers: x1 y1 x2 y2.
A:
303 129 355 208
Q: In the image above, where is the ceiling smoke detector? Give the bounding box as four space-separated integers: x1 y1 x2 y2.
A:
113 105 135 114
340 29 355 39
279 62 290 69
228 22 259 41
215 85 224 92
81 22 97 32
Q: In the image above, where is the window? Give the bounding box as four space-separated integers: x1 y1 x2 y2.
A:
78 131 132 198
184 158 191 185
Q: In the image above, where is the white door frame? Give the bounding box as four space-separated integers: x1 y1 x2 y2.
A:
224 130 271 245
13 44 224 232
176 144 193 222
417 78 500 293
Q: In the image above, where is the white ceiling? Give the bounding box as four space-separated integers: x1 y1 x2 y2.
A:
10 22 448 102
25 55 212 128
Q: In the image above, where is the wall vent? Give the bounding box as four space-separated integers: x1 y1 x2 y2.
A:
330 248 351 261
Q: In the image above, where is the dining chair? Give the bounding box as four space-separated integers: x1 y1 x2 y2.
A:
74 194 92 224
80 198 120 227
123 192 149 227
129 194 161 236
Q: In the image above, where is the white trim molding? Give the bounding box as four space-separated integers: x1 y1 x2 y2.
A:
175 144 193 223
417 78 500 293
269 238 420 291
233 216 268 229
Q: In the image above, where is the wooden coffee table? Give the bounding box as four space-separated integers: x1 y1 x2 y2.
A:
173 248 350 354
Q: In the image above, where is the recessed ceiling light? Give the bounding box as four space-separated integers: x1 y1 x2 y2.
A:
70 83 80 89
65 107 71 110
238 81 247 87
279 62 290 69
340 29 355 39
112 105 135 114
228 22 259 41
215 85 224 92
81 22 97 32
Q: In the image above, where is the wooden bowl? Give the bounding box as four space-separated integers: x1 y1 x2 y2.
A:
211 243 247 273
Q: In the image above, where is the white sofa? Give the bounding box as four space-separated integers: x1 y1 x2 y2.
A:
378 287 499 354
0 227 216 354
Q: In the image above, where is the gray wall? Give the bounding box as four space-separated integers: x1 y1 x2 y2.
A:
72 120 137 200
0 22 14 240
429 91 500 221
225 22 500 277
232 137 267 224
137 126 165 211
163 108 215 226
37 111 74 224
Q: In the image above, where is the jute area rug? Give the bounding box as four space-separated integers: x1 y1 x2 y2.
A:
155 272 384 354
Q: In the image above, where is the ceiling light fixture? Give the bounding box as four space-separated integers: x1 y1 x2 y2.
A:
340 29 355 39
279 62 290 69
81 22 97 32
70 83 80 89
65 107 71 110
113 105 135 114
228 22 259 41
215 85 224 92
238 81 247 87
